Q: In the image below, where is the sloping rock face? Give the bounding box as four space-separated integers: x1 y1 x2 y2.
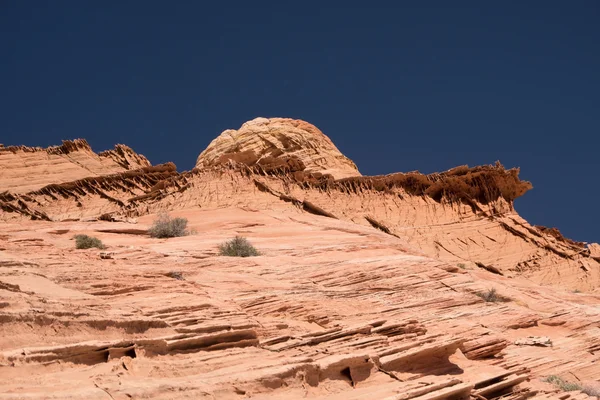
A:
196 117 361 179
1 124 598 290
2 119 600 399
1 210 600 399
0 139 151 193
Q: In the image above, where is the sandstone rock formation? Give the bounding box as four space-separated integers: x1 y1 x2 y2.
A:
0 139 151 193
196 117 361 179
1 118 600 399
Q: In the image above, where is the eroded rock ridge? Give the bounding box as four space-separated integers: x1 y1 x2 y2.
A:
1 118 599 399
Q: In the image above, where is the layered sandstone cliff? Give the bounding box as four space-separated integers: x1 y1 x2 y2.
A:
1 118 600 399
196 117 361 179
1 121 598 290
1 205 599 399
0 139 151 193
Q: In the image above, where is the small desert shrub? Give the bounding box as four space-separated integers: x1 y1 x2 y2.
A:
475 288 510 303
166 271 185 280
74 234 105 250
148 213 189 238
457 263 466 269
544 375 582 392
219 236 259 257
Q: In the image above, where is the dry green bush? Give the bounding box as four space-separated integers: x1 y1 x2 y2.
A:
148 213 189 238
219 236 259 257
475 288 511 303
74 234 105 249
166 271 185 280
544 375 582 392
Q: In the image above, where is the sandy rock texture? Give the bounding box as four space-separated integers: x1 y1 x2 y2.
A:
1 210 599 399
0 139 151 193
196 117 361 179
1 118 599 399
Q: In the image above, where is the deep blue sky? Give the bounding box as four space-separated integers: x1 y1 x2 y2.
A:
1 2 599 243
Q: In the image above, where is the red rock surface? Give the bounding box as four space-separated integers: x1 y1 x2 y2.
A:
1 119 599 399
196 117 361 179
0 139 151 194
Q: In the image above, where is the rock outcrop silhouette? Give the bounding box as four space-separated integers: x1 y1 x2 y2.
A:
0 139 150 193
196 117 361 179
1 118 599 399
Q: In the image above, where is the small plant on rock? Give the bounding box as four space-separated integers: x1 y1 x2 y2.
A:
148 212 189 238
219 236 259 257
544 375 582 392
166 271 185 280
457 263 467 269
74 234 105 250
475 288 510 303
